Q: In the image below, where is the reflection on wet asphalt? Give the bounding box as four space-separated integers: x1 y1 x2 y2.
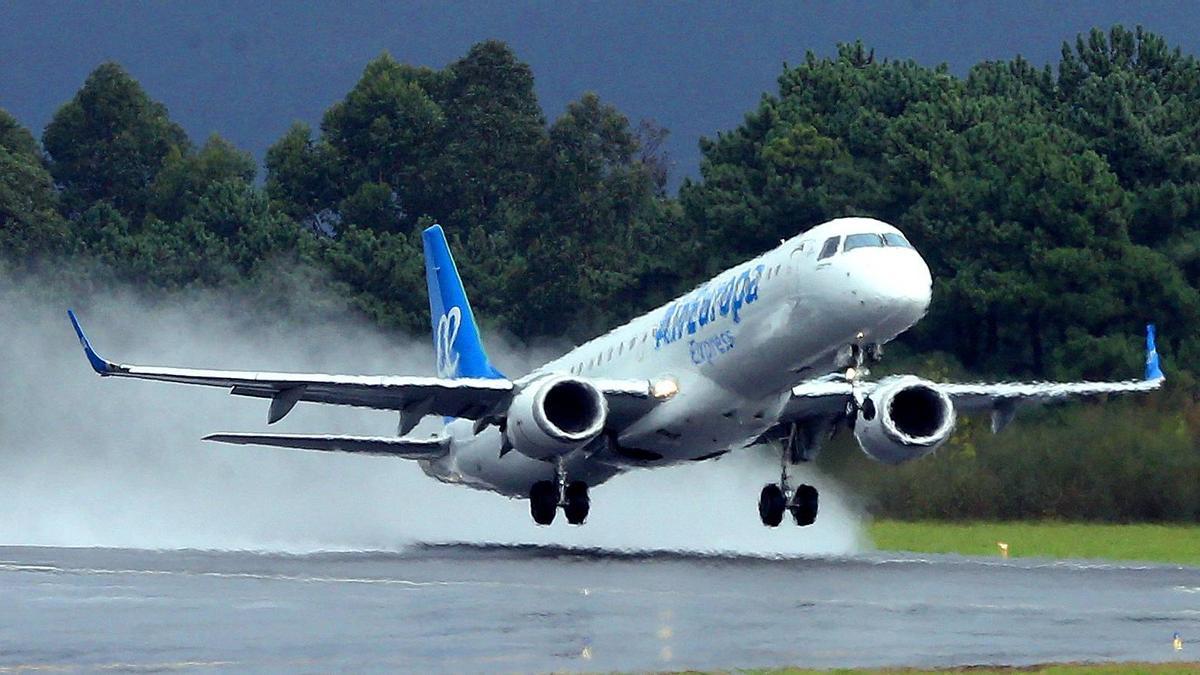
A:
1 544 1197 672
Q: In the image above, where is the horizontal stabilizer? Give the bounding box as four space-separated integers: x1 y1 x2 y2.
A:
203 432 449 459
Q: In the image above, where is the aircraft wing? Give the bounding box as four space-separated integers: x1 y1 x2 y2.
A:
203 432 449 458
933 378 1163 410
69 311 659 427
778 324 1165 433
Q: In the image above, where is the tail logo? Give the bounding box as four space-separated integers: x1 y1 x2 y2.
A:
436 306 462 378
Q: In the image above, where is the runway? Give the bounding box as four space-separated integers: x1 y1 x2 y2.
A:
1 545 1197 673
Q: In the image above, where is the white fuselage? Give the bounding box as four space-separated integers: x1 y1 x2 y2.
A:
421 217 933 497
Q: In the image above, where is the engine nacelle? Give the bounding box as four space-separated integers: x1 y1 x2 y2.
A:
505 375 608 460
854 376 956 465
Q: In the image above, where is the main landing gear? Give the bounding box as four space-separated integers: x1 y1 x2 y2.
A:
761 336 878 526
529 458 589 526
758 422 820 527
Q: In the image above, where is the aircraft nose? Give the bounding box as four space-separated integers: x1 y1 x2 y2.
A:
851 250 932 321
892 253 932 313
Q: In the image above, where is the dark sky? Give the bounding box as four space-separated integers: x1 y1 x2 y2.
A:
2 1 1197 190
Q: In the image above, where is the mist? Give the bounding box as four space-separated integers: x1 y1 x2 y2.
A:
0 275 867 556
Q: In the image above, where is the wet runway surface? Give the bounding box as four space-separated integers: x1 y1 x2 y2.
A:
1 545 1198 673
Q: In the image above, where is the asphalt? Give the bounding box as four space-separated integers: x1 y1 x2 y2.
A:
1 544 1198 673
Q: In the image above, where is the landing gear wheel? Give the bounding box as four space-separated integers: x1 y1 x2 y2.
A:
529 481 558 525
758 484 786 527
789 484 819 526
563 481 590 525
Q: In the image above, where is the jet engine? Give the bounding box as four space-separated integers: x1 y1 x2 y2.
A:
854 376 955 464
505 375 608 460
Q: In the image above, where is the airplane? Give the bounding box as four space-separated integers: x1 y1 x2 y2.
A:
67 217 1165 527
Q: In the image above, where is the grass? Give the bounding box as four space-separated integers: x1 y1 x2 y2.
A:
741 664 1200 674
868 520 1200 566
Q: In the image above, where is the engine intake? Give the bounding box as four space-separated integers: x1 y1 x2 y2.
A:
506 375 607 460
854 376 955 464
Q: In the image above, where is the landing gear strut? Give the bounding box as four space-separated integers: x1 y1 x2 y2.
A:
529 457 590 526
758 422 820 527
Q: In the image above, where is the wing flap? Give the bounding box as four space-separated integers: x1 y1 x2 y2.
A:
203 432 449 459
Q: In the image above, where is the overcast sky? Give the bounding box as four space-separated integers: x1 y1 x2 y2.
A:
2 1 1197 190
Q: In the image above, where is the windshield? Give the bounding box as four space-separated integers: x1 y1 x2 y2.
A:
883 232 913 248
843 233 884 251
817 236 840 260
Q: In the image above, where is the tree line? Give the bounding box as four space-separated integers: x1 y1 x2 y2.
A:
2 27 1197 521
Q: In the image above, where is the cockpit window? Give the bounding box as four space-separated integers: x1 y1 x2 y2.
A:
843 233 884 251
883 232 913 248
817 236 840 260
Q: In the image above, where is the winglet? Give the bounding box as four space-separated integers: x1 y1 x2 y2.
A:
1145 323 1164 381
67 310 114 375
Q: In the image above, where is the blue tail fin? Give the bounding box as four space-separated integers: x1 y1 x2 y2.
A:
422 225 505 380
1145 323 1164 381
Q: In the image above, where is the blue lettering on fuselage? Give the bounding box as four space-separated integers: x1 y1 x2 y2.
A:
689 330 736 365
655 263 765 349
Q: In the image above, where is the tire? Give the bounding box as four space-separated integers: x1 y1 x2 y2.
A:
789 484 819 526
758 484 786 527
563 481 590 525
529 481 558 526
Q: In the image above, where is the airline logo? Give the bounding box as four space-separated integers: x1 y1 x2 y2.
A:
656 264 765 349
436 306 462 378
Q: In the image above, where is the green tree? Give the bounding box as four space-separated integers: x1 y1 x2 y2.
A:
0 110 72 262
321 53 445 229
507 93 682 337
43 62 190 218
0 109 43 162
431 40 546 229
149 134 256 222
264 122 340 229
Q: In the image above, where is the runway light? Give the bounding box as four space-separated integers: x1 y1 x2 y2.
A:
997 542 1009 559
651 378 678 400
1174 632 1183 651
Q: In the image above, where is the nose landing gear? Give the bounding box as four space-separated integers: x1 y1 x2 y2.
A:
528 457 590 526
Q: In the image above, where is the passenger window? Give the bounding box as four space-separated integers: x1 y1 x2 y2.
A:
607 347 613 361
844 233 884 251
883 232 913 248
818 237 840 260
